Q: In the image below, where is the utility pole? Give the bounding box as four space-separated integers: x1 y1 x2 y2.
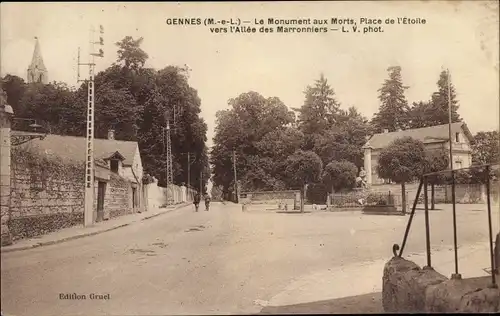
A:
447 68 461 280
163 110 174 205
184 152 196 190
447 69 454 172
233 150 238 203
78 25 104 227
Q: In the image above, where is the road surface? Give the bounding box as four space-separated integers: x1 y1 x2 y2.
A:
1 202 497 315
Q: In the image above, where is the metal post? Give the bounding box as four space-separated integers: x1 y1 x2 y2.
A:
397 179 423 257
165 122 173 185
423 176 432 269
485 166 497 288
451 169 461 279
447 69 461 280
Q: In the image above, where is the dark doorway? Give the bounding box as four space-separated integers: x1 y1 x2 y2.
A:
97 181 106 222
132 187 137 208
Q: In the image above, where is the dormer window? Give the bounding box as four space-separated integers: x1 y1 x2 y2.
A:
105 151 126 174
110 159 119 173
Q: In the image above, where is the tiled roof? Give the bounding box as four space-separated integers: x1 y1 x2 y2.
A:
364 122 473 150
14 131 138 166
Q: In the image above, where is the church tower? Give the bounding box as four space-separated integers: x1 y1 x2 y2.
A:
27 37 48 84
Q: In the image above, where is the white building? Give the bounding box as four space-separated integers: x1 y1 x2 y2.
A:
363 122 474 185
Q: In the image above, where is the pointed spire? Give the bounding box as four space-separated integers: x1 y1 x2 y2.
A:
29 37 47 71
27 37 48 84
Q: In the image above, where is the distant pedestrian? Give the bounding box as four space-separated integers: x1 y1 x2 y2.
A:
204 194 211 211
193 192 201 212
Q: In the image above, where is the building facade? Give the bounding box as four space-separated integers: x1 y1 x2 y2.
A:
363 122 474 185
5 129 145 241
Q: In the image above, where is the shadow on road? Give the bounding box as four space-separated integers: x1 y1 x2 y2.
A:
259 292 382 314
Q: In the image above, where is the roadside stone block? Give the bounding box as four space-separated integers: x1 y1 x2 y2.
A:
383 257 448 313
426 278 500 313
459 287 500 313
382 257 420 312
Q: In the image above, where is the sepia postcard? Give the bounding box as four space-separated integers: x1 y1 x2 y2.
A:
1 1 499 315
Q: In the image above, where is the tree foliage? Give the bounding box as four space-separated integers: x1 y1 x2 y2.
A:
115 36 149 71
423 148 449 192
284 150 323 187
377 137 426 213
210 91 295 193
428 70 461 125
295 74 341 138
471 131 499 165
313 107 372 167
322 160 358 193
377 137 426 184
210 74 371 202
3 36 209 189
408 70 461 129
371 66 410 132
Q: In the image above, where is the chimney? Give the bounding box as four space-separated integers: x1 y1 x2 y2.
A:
107 129 115 140
383 129 389 134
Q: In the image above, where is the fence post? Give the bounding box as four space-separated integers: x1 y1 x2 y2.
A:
423 176 432 269
485 165 497 288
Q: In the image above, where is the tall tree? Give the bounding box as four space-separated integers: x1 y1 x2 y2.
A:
322 160 358 199
295 74 341 148
17 82 76 134
211 91 295 194
427 70 461 126
377 137 427 213
138 65 208 188
371 66 410 132
408 101 433 129
313 107 372 167
1 75 26 115
115 36 149 71
471 131 499 165
285 150 323 212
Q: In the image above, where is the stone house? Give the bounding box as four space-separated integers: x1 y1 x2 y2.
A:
5 129 144 241
363 122 474 185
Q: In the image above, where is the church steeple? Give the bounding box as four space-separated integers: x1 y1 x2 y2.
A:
27 37 48 84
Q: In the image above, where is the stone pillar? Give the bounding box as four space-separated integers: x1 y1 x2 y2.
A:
363 146 373 185
0 102 13 246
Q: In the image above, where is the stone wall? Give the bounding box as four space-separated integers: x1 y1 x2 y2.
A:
383 257 500 313
8 147 136 241
106 173 133 219
9 148 85 240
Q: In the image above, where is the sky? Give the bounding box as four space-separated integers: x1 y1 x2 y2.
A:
1 1 499 147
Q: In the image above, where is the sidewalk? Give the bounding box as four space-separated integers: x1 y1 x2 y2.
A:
1 202 191 253
264 240 495 309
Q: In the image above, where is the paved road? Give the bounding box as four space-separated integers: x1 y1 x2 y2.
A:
1 202 498 315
